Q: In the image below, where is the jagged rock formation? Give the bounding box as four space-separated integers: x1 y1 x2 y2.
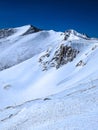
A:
54 44 79 69
39 44 79 70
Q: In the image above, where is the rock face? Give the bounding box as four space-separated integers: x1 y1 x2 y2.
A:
0 28 15 38
54 44 79 69
22 25 41 35
39 44 79 70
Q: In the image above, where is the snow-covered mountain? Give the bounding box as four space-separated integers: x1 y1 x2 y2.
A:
0 25 98 130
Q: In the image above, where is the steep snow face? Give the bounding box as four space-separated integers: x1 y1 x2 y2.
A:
0 25 98 130
0 25 64 70
0 26 91 71
0 36 98 108
0 26 92 71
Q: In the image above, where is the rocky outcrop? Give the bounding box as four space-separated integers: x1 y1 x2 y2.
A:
54 44 79 69
39 44 79 70
76 60 86 67
0 28 15 38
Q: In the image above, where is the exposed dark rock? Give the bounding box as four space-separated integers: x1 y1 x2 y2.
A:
64 30 76 40
39 44 79 70
76 60 86 67
54 44 79 68
92 45 98 50
0 28 15 38
22 25 41 36
82 33 90 38
43 98 51 101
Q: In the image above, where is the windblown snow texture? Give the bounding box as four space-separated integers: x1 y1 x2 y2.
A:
0 25 98 130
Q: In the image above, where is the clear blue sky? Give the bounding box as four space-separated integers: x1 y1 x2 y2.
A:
0 0 98 37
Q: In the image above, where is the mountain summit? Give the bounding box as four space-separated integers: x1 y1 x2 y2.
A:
0 25 91 71
64 29 90 40
0 25 41 39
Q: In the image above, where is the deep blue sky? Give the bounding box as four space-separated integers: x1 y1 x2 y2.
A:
0 0 98 37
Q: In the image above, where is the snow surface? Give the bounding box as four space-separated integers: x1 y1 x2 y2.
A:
0 25 98 130
0 25 64 70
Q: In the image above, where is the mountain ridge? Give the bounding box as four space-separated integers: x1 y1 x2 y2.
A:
0 25 98 130
0 25 94 71
0 24 93 38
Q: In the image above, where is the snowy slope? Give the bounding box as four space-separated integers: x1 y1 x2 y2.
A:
0 25 98 130
0 25 63 70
